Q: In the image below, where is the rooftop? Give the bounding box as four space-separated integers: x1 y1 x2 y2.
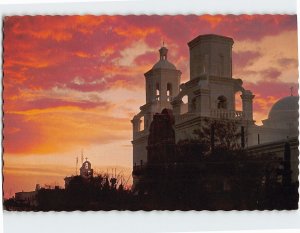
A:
188 34 234 48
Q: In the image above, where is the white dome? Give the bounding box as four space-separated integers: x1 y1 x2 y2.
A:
260 95 298 142
268 96 299 122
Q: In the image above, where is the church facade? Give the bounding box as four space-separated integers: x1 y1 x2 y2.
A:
131 34 299 183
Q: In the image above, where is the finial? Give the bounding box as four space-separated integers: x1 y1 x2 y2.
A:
159 42 168 60
290 86 294 96
85 157 88 161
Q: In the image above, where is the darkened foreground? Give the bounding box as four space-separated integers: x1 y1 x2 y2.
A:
4 148 298 211
4 150 298 211
134 149 298 210
4 111 299 211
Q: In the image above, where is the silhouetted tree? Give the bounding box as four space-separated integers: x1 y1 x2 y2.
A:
193 118 242 151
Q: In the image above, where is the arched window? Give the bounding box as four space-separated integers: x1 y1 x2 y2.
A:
156 83 160 101
140 116 144 131
217 95 227 109
167 83 172 101
235 92 242 111
182 95 188 104
181 95 188 114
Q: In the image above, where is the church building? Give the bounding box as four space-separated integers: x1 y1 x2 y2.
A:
131 34 299 185
64 158 94 189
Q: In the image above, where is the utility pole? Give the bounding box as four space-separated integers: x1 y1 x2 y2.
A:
76 156 78 175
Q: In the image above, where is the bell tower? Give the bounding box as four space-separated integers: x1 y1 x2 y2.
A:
188 34 234 80
186 34 237 112
145 45 181 105
131 45 181 174
142 45 182 132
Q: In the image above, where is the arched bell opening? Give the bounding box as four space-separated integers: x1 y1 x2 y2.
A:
181 95 189 114
235 91 243 112
167 83 173 101
155 83 160 101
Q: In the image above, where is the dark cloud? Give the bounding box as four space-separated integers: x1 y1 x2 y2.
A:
260 68 282 80
277 58 298 68
245 80 298 99
233 51 262 70
244 80 298 114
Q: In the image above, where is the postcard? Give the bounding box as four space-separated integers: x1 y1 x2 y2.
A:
3 14 298 211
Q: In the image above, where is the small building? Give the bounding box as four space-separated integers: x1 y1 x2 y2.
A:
15 184 40 207
64 158 94 189
80 159 93 178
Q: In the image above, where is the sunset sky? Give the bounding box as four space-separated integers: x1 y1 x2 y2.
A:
3 15 298 198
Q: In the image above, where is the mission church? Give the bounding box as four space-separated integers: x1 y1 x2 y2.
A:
131 34 299 184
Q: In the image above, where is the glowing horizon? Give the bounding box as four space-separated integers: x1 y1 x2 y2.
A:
3 15 298 198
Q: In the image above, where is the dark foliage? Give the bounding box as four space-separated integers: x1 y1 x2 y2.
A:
34 175 136 211
135 116 298 210
193 118 242 151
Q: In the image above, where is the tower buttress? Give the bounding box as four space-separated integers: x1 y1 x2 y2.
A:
241 90 255 121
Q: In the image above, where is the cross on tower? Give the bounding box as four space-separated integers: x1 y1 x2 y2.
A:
85 157 88 161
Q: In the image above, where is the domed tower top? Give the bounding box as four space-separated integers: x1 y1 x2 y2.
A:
141 43 181 133
159 46 168 60
152 45 176 70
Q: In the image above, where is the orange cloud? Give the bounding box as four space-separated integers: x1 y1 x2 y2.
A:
74 51 92 58
201 15 224 29
4 106 131 154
